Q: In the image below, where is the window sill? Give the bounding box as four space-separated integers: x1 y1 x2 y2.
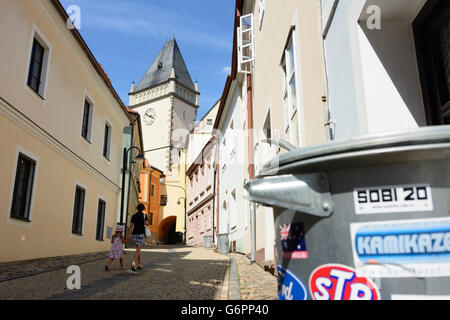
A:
72 232 83 237
27 85 45 101
10 216 31 223
81 137 92 145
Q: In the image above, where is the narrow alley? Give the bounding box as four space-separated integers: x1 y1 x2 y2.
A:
0 246 277 300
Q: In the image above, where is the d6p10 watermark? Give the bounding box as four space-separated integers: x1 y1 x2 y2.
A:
366 5 381 30
66 265 81 290
66 5 81 30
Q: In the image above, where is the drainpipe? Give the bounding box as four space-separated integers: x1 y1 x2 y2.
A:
212 151 216 244
124 120 136 246
215 141 220 242
247 73 256 264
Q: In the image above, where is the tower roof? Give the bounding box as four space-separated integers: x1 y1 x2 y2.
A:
135 38 195 92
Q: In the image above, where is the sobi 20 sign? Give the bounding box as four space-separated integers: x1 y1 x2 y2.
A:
309 264 380 300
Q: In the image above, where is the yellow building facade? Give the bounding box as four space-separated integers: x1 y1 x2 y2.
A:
0 0 134 262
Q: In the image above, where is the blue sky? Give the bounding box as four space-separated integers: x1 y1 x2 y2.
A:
61 0 235 120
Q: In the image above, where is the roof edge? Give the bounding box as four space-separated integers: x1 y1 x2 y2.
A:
213 0 244 131
50 0 132 123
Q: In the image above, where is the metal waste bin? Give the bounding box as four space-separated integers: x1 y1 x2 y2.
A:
218 234 230 254
245 126 450 300
204 236 213 248
174 232 183 244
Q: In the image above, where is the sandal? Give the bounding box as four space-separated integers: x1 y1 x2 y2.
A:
131 264 137 272
138 265 143 270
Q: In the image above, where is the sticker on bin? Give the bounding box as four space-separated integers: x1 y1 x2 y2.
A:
309 264 380 300
353 184 433 214
350 218 450 278
277 265 308 300
280 223 308 259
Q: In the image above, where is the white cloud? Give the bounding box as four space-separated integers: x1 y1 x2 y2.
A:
221 66 231 74
60 0 231 51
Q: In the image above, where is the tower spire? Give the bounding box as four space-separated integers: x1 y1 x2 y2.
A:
134 39 195 92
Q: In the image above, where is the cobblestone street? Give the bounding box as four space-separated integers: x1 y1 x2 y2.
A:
0 246 277 300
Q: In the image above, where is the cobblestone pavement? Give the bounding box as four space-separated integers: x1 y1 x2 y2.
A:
0 247 278 300
0 251 107 283
0 246 229 300
230 253 278 300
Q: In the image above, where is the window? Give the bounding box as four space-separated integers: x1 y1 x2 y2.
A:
81 99 93 141
10 153 36 221
27 39 45 95
414 0 450 125
72 186 86 235
282 28 301 146
263 110 272 145
207 119 213 125
238 14 255 74
150 184 155 197
161 195 167 206
103 122 112 159
27 30 50 98
96 199 106 241
258 0 266 30
148 212 154 226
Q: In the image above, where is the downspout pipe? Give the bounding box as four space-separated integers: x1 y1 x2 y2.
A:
247 73 256 264
216 141 220 242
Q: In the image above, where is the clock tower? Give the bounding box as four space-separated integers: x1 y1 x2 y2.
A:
129 38 199 174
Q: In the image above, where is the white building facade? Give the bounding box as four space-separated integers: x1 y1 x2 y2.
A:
322 0 449 140
214 78 250 253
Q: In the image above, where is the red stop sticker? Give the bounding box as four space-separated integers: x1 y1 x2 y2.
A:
309 264 380 300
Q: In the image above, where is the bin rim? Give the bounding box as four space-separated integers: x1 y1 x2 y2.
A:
259 126 450 177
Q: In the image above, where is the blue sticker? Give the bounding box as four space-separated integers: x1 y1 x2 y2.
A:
277 265 308 300
351 218 450 278
354 219 450 264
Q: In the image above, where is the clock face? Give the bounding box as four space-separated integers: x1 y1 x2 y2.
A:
144 108 156 126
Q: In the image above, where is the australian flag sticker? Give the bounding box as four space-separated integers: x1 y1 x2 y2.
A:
280 222 308 259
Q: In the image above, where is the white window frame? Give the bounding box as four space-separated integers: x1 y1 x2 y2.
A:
281 28 303 147
102 118 112 161
71 181 87 237
81 91 95 144
25 25 52 100
95 194 107 241
6 145 39 228
237 14 255 74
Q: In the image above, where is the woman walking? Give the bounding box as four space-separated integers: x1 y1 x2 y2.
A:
128 203 149 271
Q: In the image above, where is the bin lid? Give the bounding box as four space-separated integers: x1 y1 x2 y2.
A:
245 126 450 214
259 126 450 177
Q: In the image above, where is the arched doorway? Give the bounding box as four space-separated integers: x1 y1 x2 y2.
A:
158 216 177 244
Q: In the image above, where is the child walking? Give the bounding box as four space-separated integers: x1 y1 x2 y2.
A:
105 225 125 271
